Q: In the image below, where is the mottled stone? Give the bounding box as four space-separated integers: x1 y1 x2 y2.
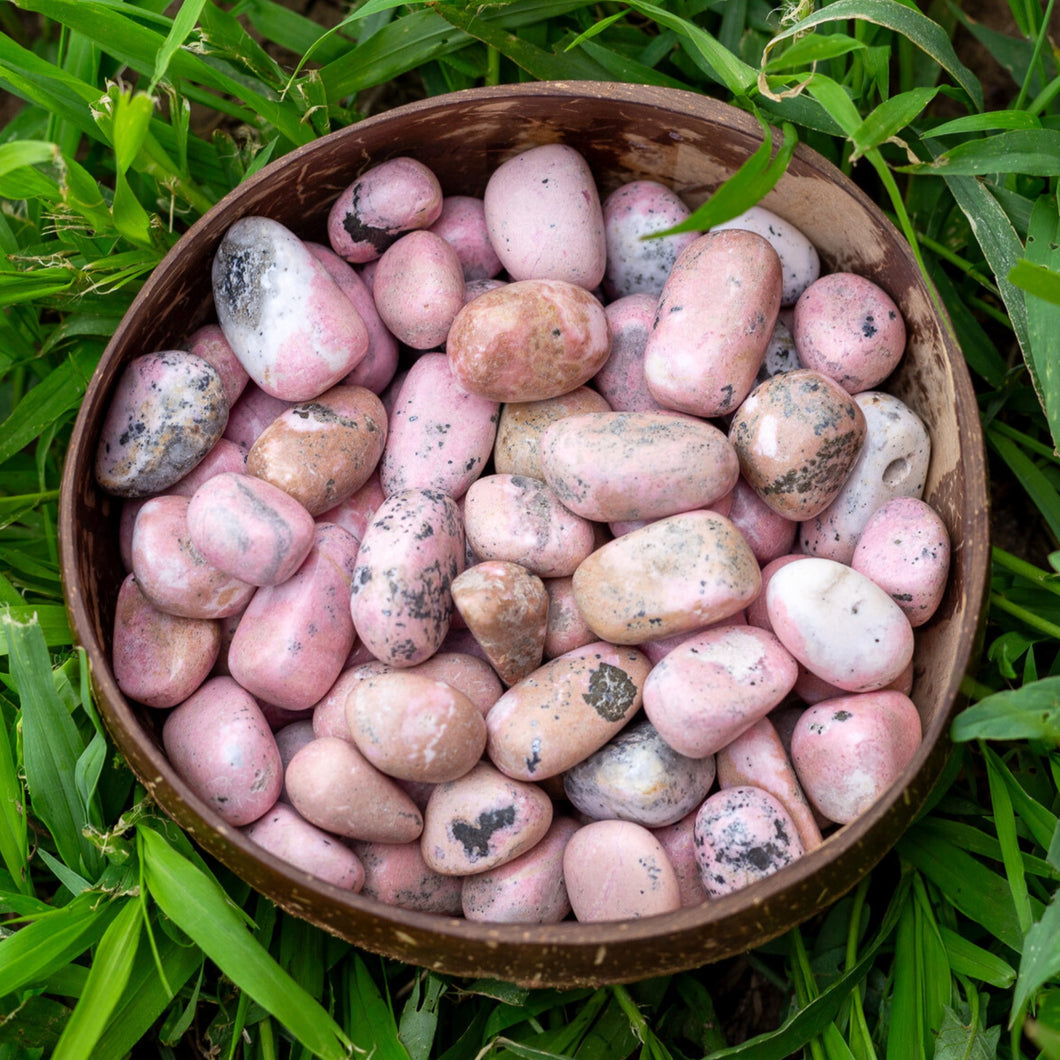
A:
96 351 228 498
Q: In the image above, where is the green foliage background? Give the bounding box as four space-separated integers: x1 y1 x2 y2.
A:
2 1 1060 1057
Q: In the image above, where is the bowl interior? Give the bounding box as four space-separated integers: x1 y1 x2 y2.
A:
59 82 989 987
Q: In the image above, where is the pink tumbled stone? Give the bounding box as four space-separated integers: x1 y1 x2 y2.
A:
228 524 360 710
162 676 282 826
693 786 804 897
790 690 922 823
563 819 681 921
187 472 316 586
112 573 220 708
244 802 365 890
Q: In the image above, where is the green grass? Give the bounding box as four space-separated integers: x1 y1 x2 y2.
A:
2 0 1060 1056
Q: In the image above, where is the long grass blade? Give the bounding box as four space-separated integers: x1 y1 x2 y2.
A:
51 899 142 1060
0 891 120 996
761 0 983 110
5 610 100 879
137 825 351 1060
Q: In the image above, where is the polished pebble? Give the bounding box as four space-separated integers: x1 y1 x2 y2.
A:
851 497 950 627
486 641 651 781
461 816 580 923
284 736 424 843
212 216 369 400
243 802 365 890
563 819 682 921
563 718 716 827
421 761 553 876
346 671 486 783
327 156 443 264
729 369 867 520
246 385 387 517
642 624 798 758
350 488 465 667
790 690 922 823
162 676 282 826
96 351 228 498
572 511 761 645
463 474 596 579
187 471 316 586
793 272 906 394
451 560 548 685
766 556 915 693
112 573 220 708
693 786 804 897
539 412 739 523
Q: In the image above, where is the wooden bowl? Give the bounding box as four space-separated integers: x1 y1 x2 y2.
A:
59 82 989 987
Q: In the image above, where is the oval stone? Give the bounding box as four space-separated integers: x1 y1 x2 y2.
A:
350 488 465 667
212 216 369 400
485 641 651 781
246 385 387 517
790 690 922 823
572 511 761 645
285 736 424 843
187 472 316 586
421 761 553 876
112 573 220 709
446 279 611 402
346 671 487 783
642 624 799 758
228 524 360 710
766 556 914 692
95 351 228 498
563 719 716 827
540 411 739 522
693 786 804 897
729 369 867 520
563 820 681 921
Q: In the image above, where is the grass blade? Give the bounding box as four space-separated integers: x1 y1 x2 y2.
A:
702 875 911 1059
903 130 1060 177
939 926 1016 989
51 899 141 1060
0 891 120 996
137 825 351 1060
627 1 758 97
761 0 983 110
898 822 1031 953
149 0 208 92
1013 890 1060 1024
5 610 100 879
346 954 409 1060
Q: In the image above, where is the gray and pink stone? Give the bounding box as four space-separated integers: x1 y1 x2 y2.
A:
563 719 716 827
421 761 553 876
693 786 804 897
211 216 369 401
187 471 316 587
95 351 229 498
461 816 579 924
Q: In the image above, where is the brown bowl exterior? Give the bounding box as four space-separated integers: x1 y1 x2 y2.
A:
59 82 989 987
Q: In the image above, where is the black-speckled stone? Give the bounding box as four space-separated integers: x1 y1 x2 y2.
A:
95 351 228 498
563 719 716 827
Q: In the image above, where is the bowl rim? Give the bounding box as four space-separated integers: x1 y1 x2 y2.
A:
58 80 991 986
